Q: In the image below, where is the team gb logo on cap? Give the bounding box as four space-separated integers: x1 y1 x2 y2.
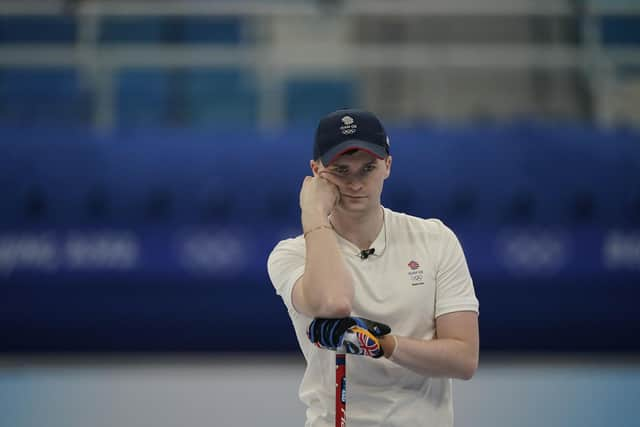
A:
340 115 357 135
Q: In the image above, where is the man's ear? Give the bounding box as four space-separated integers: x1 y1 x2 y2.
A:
310 159 320 177
309 160 320 176
384 156 392 179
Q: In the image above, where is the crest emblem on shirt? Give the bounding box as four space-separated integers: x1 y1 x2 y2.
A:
407 260 424 286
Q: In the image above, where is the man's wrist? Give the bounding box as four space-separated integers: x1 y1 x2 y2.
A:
301 209 331 230
381 334 398 359
303 224 333 238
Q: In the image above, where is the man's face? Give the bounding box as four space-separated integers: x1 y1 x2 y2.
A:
313 150 392 214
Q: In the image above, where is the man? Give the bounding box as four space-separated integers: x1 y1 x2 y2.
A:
267 108 479 427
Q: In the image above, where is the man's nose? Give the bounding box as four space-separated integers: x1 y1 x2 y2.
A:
346 177 363 191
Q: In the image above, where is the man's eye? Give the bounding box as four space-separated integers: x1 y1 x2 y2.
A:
363 165 376 173
333 168 349 175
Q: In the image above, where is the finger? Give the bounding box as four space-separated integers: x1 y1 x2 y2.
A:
374 323 391 336
316 172 342 208
318 169 337 178
318 170 342 187
368 320 391 336
307 320 316 342
355 318 391 336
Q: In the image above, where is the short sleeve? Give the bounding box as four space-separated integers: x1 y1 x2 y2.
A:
434 223 479 318
267 237 306 313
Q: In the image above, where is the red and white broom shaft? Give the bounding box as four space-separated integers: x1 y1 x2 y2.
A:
335 352 346 427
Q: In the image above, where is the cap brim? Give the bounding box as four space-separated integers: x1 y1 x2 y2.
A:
320 140 387 166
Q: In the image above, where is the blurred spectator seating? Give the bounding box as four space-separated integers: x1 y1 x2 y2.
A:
1 124 638 229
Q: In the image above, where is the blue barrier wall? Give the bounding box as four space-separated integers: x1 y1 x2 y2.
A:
0 123 639 352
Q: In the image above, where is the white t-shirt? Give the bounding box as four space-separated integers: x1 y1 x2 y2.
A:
267 207 479 427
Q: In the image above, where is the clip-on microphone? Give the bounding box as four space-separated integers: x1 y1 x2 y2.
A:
359 248 375 260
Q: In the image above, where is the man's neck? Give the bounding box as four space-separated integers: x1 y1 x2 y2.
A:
330 206 384 250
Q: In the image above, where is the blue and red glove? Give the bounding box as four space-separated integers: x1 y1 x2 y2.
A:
307 316 391 358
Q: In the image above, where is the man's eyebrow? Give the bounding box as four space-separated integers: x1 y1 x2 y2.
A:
329 160 376 170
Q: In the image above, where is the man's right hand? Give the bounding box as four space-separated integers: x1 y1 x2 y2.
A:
299 172 341 223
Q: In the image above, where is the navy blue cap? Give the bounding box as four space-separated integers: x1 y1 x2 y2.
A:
313 109 390 166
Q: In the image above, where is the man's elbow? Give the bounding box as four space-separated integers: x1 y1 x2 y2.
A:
305 293 352 318
317 297 352 318
458 356 478 380
309 282 353 318
297 278 353 318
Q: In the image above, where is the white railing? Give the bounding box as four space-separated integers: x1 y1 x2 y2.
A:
0 0 637 129
0 0 578 17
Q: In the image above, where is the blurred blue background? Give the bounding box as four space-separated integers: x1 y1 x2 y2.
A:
1 0 639 426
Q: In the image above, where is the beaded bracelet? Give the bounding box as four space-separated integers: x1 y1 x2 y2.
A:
303 224 333 238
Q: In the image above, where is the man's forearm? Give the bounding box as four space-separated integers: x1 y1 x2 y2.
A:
380 335 478 380
301 211 354 317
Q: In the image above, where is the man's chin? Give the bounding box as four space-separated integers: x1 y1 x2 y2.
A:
337 199 373 212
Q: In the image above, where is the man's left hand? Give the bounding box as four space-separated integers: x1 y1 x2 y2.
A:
307 316 391 358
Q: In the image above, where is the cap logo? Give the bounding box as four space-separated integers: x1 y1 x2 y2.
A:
340 115 357 135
